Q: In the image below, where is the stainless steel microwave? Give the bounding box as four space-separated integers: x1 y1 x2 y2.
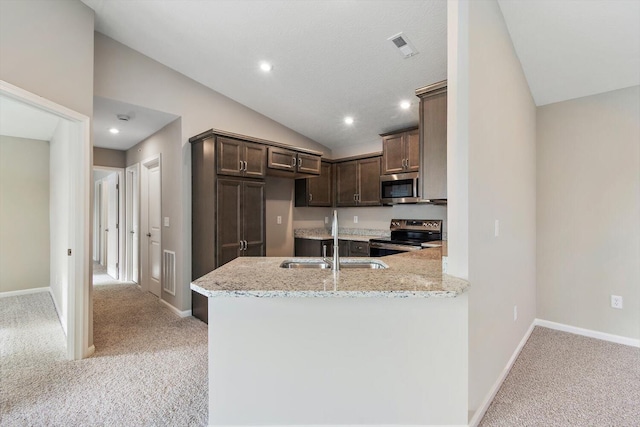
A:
380 172 419 204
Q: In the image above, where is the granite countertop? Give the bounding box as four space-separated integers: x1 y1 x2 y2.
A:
294 228 390 242
191 242 468 299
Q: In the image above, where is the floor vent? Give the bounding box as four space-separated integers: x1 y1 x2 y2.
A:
162 250 176 296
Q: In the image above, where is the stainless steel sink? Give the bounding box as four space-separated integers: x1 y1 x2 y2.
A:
280 260 332 269
339 259 388 269
279 259 388 269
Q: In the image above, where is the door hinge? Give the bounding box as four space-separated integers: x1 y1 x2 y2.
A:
116 184 119 190
116 223 119 229
67 249 72 256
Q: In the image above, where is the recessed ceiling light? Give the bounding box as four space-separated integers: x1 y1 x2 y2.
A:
344 116 354 125
400 100 411 110
109 127 120 134
260 62 273 72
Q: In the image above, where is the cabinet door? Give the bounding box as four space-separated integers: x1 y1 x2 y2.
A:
382 134 405 175
349 240 369 257
335 161 358 206
216 179 242 267
357 157 382 206
267 146 297 172
191 137 216 279
405 129 420 172
338 239 350 257
217 137 244 177
308 162 332 206
294 238 333 257
297 153 321 175
244 142 266 178
242 180 265 257
421 90 447 200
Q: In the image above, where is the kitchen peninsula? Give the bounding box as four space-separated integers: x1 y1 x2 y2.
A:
192 245 470 426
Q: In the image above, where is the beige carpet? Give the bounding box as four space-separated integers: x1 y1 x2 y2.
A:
1 278 208 426
480 326 640 426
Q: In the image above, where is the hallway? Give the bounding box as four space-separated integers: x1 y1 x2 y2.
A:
0 272 208 426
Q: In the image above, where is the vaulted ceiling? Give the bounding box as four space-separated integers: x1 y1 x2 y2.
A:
82 0 640 151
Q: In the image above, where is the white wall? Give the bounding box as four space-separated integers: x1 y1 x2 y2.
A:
95 33 332 311
209 295 468 425
49 121 71 332
465 0 537 417
537 86 640 340
0 136 50 292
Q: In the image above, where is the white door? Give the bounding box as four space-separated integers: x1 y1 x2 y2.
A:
125 164 139 283
141 156 161 297
105 173 119 279
100 180 107 266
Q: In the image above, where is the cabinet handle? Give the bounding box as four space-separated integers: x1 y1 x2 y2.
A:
298 157 302 168
309 193 313 202
354 194 357 202
291 157 296 167
242 161 247 171
240 160 244 171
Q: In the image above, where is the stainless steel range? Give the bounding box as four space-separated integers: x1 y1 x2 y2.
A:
369 219 443 257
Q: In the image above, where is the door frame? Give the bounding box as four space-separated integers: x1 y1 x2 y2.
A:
125 163 140 283
1 80 91 360
93 166 125 280
140 154 162 294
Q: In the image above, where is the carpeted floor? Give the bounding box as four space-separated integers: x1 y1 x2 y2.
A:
0 272 208 426
480 326 640 426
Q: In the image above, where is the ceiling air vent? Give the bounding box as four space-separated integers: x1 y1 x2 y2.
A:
388 32 418 58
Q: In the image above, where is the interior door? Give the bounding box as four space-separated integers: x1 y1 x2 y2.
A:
105 173 119 279
141 157 162 297
125 165 139 283
147 163 162 297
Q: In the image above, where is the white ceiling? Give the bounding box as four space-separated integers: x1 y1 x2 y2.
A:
82 0 447 150
94 96 179 150
81 0 640 151
498 0 640 106
0 95 61 141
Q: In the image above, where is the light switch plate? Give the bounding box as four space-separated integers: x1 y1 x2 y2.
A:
164 217 170 227
277 216 282 225
354 216 358 224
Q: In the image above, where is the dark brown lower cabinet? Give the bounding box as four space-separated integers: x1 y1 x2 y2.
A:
217 178 265 268
294 238 333 257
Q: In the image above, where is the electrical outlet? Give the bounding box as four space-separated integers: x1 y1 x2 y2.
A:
611 295 623 309
514 305 518 321
164 217 170 227
325 216 328 224
494 220 500 237
354 216 358 224
277 216 282 225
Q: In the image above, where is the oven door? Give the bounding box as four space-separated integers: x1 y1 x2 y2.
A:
369 241 422 257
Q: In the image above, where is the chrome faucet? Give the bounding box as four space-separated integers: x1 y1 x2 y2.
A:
331 209 340 271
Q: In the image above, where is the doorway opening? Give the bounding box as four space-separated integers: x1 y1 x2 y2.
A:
0 80 91 360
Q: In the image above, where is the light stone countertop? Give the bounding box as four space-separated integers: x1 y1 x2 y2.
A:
293 228 389 242
191 243 468 299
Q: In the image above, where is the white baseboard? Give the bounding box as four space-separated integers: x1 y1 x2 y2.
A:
85 345 95 358
0 286 50 298
468 320 536 427
535 318 640 348
160 298 192 318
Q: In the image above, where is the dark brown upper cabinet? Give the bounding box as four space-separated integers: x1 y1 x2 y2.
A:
335 156 382 207
381 127 419 175
295 161 333 207
267 146 321 177
416 81 447 202
217 136 266 179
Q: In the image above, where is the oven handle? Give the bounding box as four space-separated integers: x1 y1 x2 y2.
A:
369 242 423 251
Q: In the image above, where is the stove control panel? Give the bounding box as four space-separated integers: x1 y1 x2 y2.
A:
389 219 442 232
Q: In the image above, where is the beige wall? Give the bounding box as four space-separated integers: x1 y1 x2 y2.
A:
0 0 94 117
265 177 296 256
95 33 332 311
466 0 537 415
537 86 640 339
94 147 126 168
126 118 181 307
0 136 50 292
